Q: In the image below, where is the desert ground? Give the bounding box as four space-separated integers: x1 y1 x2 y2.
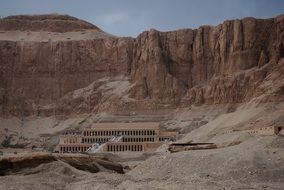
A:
1 102 284 190
1 13 284 190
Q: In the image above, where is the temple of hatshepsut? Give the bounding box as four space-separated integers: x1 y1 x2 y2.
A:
56 122 178 153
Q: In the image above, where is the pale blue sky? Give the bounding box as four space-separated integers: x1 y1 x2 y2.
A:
0 0 284 37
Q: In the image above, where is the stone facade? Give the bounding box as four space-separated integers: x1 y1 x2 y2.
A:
56 122 178 153
248 126 283 135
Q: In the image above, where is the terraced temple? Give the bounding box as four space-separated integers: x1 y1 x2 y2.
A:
56 122 178 153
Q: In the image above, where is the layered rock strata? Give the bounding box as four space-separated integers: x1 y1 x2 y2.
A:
0 14 284 116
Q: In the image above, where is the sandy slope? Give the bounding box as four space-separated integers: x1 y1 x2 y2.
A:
1 136 283 190
122 136 284 190
0 102 284 189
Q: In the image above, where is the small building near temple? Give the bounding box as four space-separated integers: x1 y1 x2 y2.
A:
248 125 283 136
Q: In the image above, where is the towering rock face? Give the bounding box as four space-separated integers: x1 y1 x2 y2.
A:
0 14 284 116
0 14 134 116
130 29 189 103
0 38 134 116
130 15 284 105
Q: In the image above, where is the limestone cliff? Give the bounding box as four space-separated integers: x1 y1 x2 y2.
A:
130 16 284 105
0 14 284 116
0 14 99 32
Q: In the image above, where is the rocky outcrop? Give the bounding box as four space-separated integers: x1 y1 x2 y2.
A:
0 153 124 175
0 14 99 32
0 16 134 116
57 154 124 174
130 16 284 105
0 153 56 175
0 14 284 116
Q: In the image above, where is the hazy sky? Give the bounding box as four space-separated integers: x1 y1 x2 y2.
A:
0 0 284 37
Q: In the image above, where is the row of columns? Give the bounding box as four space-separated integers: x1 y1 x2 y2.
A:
107 144 143 152
82 137 110 143
123 137 155 142
82 137 156 143
84 130 156 137
60 146 89 152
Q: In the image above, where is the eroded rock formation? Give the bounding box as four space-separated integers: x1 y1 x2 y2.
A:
0 14 99 32
0 14 284 116
0 153 124 175
130 16 284 105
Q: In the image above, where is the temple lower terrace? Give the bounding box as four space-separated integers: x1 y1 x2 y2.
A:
56 122 178 153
